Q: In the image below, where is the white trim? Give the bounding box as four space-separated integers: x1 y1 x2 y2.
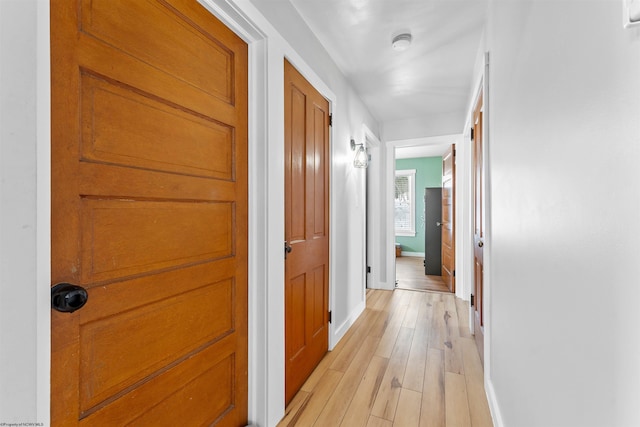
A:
364 126 388 290
386 144 397 290
36 1 51 424
453 133 468 301
246 38 270 427
198 0 264 41
362 125 378 293
485 378 505 427
461 48 498 427
362 124 380 148
1 1 52 422
394 169 417 236
332 300 366 345
459 45 485 305
481 50 494 409
399 251 425 257
465 79 484 333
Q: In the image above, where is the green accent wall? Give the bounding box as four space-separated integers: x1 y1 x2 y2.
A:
395 156 442 254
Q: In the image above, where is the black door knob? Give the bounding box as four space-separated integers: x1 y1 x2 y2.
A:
51 283 88 313
284 241 293 259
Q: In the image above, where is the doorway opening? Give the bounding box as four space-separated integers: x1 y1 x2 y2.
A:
393 142 453 293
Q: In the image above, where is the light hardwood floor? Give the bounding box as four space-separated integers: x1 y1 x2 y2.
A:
277 289 493 427
395 257 450 293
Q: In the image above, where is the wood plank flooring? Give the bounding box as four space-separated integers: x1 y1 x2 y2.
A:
396 257 450 293
277 289 493 427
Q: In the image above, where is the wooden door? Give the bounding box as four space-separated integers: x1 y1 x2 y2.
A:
50 1 248 425
472 91 485 365
284 60 330 405
441 145 455 293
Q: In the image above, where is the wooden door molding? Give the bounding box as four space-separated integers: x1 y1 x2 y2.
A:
284 59 330 405
441 145 456 293
51 0 248 424
472 90 485 365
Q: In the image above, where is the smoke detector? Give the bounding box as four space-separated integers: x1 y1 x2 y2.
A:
392 33 412 51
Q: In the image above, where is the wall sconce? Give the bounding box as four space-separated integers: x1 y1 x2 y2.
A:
350 138 369 168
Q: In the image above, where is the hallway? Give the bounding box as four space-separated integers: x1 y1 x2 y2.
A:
278 289 493 426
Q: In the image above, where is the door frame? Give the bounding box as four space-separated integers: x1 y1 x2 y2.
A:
364 125 386 290
480 51 493 394
463 52 493 392
34 1 337 426
384 135 461 293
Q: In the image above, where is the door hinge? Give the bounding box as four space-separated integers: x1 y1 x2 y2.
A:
453 269 456 277
329 114 333 126
328 310 332 323
367 266 371 273
470 294 474 307
470 128 474 141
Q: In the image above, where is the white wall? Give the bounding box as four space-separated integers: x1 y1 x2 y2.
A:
0 0 50 423
485 1 640 426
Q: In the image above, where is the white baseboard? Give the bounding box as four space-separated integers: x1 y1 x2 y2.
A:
367 280 395 290
399 251 425 257
485 378 504 427
330 299 366 350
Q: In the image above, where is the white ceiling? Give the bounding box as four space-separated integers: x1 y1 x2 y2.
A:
395 144 448 159
395 143 449 159
290 0 487 128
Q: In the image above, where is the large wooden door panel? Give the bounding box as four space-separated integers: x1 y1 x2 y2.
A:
441 145 455 293
284 60 330 405
79 73 235 180
51 0 248 425
79 200 233 282
78 0 236 105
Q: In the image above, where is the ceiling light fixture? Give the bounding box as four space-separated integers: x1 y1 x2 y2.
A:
392 33 412 51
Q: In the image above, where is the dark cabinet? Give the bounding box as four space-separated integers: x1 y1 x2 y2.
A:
424 187 442 275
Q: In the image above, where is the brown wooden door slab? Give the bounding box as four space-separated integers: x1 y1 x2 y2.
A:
51 0 248 424
472 91 485 365
284 60 330 405
441 145 455 293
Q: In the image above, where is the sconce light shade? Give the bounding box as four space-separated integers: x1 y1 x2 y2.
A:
350 138 368 168
353 144 369 168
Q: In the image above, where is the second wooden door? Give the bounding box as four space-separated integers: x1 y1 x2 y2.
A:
284 60 331 405
441 145 456 293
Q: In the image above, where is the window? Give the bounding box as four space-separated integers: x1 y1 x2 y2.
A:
395 169 416 236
